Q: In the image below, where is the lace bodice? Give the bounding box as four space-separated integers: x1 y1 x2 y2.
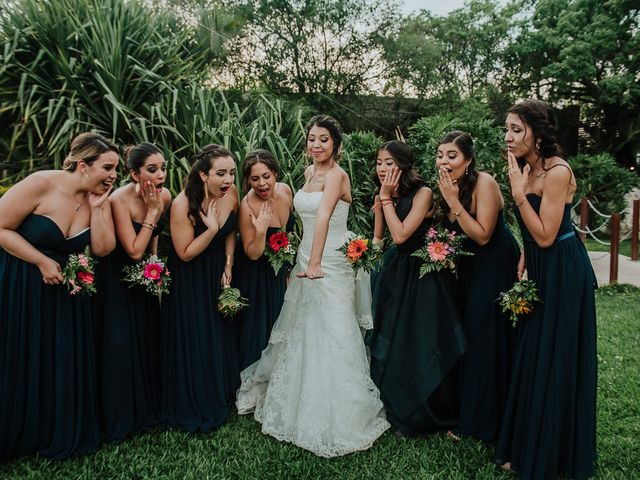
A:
294 190 350 257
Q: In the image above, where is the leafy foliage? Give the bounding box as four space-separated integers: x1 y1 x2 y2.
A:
505 0 640 161
341 131 383 236
568 152 639 221
224 0 400 95
0 0 212 174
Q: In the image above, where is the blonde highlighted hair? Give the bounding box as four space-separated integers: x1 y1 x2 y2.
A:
63 132 119 172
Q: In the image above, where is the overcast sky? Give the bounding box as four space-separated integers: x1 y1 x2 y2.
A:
400 0 468 16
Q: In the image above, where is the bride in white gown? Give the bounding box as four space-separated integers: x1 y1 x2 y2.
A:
236 115 389 457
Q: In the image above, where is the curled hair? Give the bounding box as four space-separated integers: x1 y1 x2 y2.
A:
124 142 163 175
241 149 280 195
184 144 235 225
373 140 425 197
306 114 343 161
508 99 561 170
437 131 477 215
63 132 119 172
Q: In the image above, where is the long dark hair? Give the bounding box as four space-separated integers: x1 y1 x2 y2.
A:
63 132 119 172
306 114 343 160
241 149 280 195
124 142 163 175
437 131 477 215
373 140 425 196
184 144 234 225
508 99 561 170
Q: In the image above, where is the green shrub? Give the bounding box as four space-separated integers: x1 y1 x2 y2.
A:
342 131 384 236
568 153 639 226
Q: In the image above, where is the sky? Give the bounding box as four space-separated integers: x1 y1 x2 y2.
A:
400 0 468 16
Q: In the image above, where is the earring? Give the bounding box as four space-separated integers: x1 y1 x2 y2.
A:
203 180 209 200
465 166 469 176
135 182 140 195
536 139 541 151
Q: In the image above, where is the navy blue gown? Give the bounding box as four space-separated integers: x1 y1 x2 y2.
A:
444 210 520 441
93 217 165 443
496 194 597 479
233 212 295 372
368 189 467 435
0 214 99 460
161 213 239 433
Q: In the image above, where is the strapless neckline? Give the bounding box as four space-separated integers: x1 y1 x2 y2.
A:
296 190 351 205
32 214 90 240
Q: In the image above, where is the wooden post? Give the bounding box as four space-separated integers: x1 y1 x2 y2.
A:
579 197 588 243
609 213 620 283
631 199 639 261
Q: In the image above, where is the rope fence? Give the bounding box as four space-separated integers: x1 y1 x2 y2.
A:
572 198 640 282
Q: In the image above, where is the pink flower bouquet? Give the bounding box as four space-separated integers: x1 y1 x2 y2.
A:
122 254 171 298
62 248 97 296
411 225 473 278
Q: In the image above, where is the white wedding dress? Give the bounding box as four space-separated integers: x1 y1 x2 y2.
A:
236 190 389 457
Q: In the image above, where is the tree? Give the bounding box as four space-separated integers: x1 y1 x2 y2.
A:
223 0 400 95
506 0 640 165
383 0 521 104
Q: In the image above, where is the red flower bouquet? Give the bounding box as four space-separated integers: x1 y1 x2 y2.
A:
264 228 298 274
62 248 97 296
122 254 171 298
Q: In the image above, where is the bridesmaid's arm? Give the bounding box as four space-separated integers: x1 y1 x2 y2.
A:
382 187 433 245
170 193 218 262
0 174 63 283
510 156 570 248
239 198 270 260
449 173 501 246
222 227 235 286
88 188 116 256
373 194 386 247
111 194 154 261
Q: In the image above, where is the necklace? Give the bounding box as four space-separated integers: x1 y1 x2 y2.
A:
73 193 83 213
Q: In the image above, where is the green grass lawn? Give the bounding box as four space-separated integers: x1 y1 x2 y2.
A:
2 285 639 480
584 238 635 258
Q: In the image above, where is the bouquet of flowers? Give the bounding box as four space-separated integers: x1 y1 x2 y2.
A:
62 248 97 296
338 235 382 274
498 279 542 327
121 254 171 298
411 225 473 278
218 285 249 318
264 229 298 274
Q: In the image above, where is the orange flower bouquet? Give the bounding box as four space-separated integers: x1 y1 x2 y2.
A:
498 279 542 327
338 235 381 274
62 247 97 296
411 225 472 278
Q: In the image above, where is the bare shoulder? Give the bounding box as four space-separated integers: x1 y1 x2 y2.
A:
277 182 293 198
476 171 500 191
416 185 433 199
161 187 172 204
544 157 573 181
304 165 314 180
172 191 189 212
23 170 57 190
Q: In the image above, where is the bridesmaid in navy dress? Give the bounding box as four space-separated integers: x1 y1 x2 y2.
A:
0 132 118 460
435 131 520 442
368 140 467 435
93 142 171 442
234 150 294 371
162 144 239 433
496 99 597 479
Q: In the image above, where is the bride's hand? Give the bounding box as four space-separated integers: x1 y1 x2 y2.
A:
296 263 324 279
